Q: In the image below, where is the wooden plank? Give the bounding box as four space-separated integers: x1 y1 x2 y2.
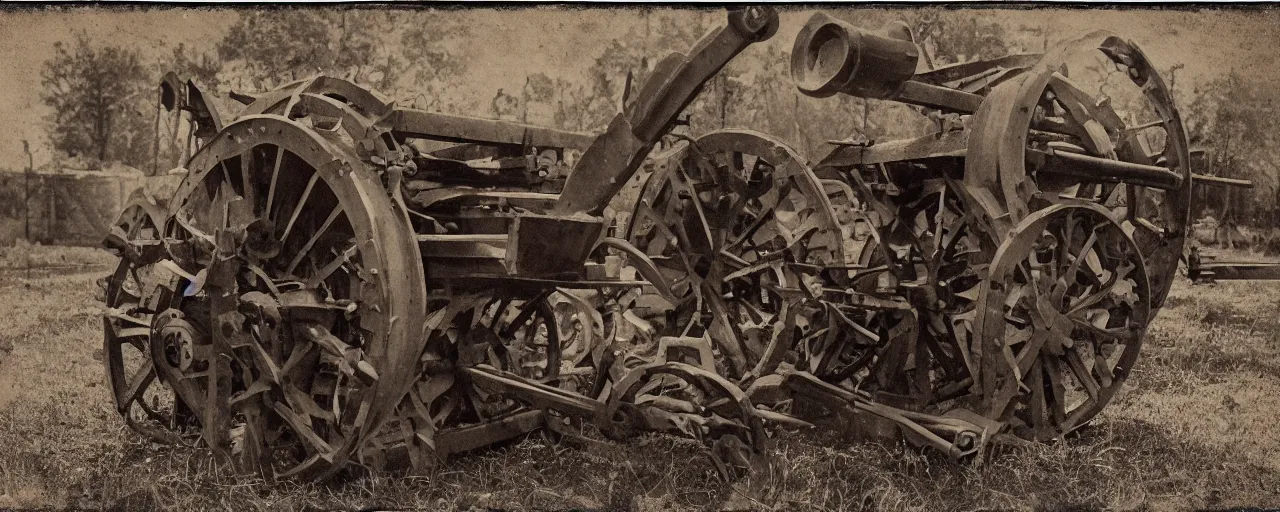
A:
914 53 1043 85
1199 262 1280 280
417 234 508 259
897 80 984 113
817 130 968 168
408 188 558 211
435 409 546 457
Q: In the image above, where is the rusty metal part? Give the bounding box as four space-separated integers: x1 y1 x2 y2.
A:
791 13 991 113
789 20 1198 454
604 361 768 478
1191 174 1252 188
389 109 595 151
160 72 224 143
757 370 998 459
1032 148 1184 190
818 130 968 168
810 176 993 409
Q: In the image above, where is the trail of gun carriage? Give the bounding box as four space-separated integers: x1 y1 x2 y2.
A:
4 5 1280 511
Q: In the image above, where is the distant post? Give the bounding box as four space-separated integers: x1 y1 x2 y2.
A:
21 140 31 242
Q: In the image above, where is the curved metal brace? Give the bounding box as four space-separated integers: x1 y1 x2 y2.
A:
594 237 677 307
602 361 767 454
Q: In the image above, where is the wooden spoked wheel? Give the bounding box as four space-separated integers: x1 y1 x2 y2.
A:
454 292 569 421
102 200 192 445
974 203 1150 440
471 293 566 382
967 32 1190 310
161 114 425 480
626 130 844 379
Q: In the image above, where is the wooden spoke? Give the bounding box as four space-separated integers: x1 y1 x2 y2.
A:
266 146 285 217
1063 348 1100 401
724 206 775 252
270 401 334 456
1065 282 1119 317
241 149 257 213
1028 358 1047 431
1093 349 1115 388
122 360 157 407
285 205 345 276
1043 357 1068 427
281 172 320 243
220 160 236 195
1060 229 1098 293
306 244 358 287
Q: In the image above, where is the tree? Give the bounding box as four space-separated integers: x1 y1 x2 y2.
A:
218 10 333 88
522 72 556 124
908 11 1011 67
40 33 152 167
399 10 472 111
1181 71 1280 226
217 9 407 92
171 42 223 90
565 10 718 132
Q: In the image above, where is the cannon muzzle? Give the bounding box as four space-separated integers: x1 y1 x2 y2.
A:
792 13 919 100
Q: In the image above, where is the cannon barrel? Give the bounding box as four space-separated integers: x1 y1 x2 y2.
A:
553 6 779 216
791 12 984 113
791 12 918 100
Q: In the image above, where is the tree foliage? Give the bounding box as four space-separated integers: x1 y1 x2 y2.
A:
217 9 407 92
39 33 152 167
400 10 472 109
905 11 1012 67
170 43 223 91
1181 71 1280 224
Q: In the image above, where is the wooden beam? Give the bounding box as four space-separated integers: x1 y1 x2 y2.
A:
897 81 984 114
817 130 968 168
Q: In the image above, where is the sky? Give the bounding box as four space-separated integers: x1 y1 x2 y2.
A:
1 5 1278 169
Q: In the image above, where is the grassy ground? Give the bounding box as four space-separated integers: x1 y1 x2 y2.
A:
2 248 1279 511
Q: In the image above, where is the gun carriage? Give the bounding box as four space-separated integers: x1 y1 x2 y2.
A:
100 7 1217 481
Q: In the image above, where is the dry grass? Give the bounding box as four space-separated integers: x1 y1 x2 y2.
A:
2 251 1280 511
0 239 115 270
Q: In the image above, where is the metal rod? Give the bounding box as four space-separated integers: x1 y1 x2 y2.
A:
1192 173 1252 188
1037 149 1184 190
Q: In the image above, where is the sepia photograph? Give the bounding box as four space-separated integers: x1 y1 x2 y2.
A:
0 3 1279 510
